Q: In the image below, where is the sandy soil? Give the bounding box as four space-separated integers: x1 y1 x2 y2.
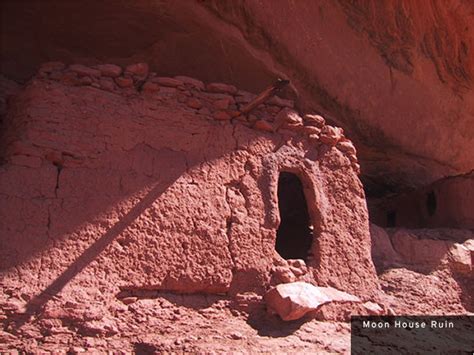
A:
2 265 471 354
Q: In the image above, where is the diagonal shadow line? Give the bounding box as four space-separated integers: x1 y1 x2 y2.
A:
11 179 174 331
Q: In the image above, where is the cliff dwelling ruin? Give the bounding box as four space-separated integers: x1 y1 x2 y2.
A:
1 0 473 353
0 61 378 297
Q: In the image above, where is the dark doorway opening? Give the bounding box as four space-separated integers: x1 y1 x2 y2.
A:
386 210 397 227
275 172 313 261
426 190 437 216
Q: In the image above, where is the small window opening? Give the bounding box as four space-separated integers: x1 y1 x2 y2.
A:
275 172 313 261
386 210 397 227
426 190 437 216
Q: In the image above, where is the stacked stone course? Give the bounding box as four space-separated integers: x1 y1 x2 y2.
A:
30 61 360 174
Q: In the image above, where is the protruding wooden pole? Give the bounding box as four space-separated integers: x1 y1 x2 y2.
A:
240 78 290 115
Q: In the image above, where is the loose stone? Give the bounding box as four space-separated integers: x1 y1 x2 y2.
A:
348 153 358 162
187 98 203 109
304 114 325 128
96 64 122 78
213 98 230 110
125 63 149 77
69 64 101 78
228 110 241 118
303 126 321 135
142 82 160 93
320 125 342 146
97 78 116 91
206 82 237 95
174 76 205 90
213 111 231 121
353 162 361 174
115 77 134 88
153 77 183 87
337 140 356 155
235 90 256 103
79 76 93 86
275 108 303 129
60 71 79 86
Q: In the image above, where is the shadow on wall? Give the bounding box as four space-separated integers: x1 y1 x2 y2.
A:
0 84 273 329
5 126 259 328
0 145 187 271
10 177 176 329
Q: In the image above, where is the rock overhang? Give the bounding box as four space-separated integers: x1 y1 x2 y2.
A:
1 0 473 197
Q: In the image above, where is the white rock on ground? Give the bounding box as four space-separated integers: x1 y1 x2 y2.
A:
264 281 360 321
448 240 473 275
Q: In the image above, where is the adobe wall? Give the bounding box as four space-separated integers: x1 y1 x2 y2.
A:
0 62 379 305
369 171 474 229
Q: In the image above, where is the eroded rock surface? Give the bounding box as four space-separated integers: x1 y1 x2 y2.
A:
370 225 473 275
1 0 473 195
369 223 401 270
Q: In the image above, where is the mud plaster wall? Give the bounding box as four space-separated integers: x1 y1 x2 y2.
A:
0 63 379 305
369 171 474 229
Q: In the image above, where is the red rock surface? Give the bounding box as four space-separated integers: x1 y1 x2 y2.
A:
1 1 473 350
379 268 470 315
370 225 473 274
1 1 473 196
203 0 474 192
0 63 390 351
369 223 401 270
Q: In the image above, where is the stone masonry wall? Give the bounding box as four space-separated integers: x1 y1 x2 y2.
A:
0 62 379 323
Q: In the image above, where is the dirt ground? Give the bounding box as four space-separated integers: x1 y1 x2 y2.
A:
2 264 471 354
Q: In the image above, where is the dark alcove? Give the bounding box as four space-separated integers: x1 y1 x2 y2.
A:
386 210 397 227
426 190 437 216
275 172 313 261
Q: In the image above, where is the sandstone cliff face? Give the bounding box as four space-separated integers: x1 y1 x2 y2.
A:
1 3 473 352
1 0 473 197
203 0 474 194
